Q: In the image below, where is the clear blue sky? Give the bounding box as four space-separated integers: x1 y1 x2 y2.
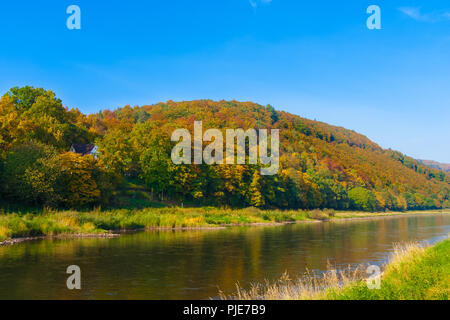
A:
0 1 449 162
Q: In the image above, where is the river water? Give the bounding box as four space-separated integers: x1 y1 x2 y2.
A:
0 214 448 299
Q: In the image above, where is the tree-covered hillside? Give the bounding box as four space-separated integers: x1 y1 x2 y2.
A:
419 160 450 173
1 86 449 211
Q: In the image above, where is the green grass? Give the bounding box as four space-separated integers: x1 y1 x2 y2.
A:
0 207 318 241
221 239 449 300
0 207 449 243
327 239 450 300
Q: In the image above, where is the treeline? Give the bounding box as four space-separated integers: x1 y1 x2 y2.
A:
0 86 449 211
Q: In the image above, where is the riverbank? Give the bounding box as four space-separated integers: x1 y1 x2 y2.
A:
1 207 449 246
221 238 450 300
328 239 449 300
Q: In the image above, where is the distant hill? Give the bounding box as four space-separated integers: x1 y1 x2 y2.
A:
419 160 450 173
90 100 450 211
1 87 449 211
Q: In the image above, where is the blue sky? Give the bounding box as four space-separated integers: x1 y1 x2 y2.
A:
0 0 449 162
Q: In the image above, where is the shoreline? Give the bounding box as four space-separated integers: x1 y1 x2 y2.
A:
331 211 449 222
220 238 450 300
0 233 120 247
0 209 449 247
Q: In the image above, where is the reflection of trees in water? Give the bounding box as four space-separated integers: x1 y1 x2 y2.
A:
0 215 447 299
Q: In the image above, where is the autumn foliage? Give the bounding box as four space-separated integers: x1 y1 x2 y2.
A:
0 87 449 211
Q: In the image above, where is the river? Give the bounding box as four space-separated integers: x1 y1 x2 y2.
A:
0 214 448 299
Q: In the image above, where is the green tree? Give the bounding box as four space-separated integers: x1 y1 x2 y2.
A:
2 141 63 206
266 104 279 124
139 133 175 200
348 187 377 212
2 86 89 151
97 128 136 176
5 86 47 111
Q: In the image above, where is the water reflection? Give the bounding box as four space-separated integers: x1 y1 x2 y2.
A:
0 214 448 300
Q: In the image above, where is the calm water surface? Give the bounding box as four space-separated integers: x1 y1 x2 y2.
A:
0 214 448 299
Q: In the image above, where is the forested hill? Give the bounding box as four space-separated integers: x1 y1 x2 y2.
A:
419 160 450 173
0 86 449 211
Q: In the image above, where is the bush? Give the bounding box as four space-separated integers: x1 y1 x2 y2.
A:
243 207 262 215
443 200 450 209
324 209 335 217
307 209 329 221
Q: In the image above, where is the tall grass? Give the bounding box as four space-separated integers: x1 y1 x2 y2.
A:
0 207 336 241
2 207 445 243
0 211 103 241
220 239 450 300
219 267 367 300
328 239 450 300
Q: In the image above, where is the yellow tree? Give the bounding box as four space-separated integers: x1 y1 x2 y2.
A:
249 170 265 208
60 152 101 207
0 95 20 157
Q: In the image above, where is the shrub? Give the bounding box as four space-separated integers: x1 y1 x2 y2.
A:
307 209 329 221
324 209 335 217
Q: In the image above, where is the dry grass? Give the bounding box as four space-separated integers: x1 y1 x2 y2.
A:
219 240 447 300
389 242 426 268
219 263 368 300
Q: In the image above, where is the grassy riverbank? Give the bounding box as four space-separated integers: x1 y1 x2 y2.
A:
328 239 449 300
0 207 449 243
221 239 450 300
